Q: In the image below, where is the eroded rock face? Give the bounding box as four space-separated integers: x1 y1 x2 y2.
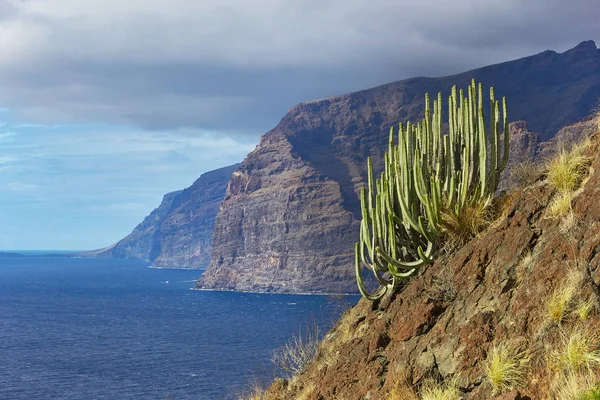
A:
263 129 600 400
197 132 359 293
82 164 240 269
198 41 600 294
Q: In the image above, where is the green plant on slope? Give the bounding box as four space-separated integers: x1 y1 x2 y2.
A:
355 79 510 299
580 384 600 400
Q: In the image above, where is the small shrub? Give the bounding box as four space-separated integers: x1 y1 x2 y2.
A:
271 323 321 377
516 250 535 284
484 341 531 394
511 160 543 187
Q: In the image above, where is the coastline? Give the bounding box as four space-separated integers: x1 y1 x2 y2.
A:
192 287 360 297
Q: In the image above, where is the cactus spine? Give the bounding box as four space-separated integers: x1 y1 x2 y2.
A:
355 79 509 300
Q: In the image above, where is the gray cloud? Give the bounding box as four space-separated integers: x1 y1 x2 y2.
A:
0 0 598 134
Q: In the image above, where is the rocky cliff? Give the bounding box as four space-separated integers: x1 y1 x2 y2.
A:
259 118 600 400
83 163 240 269
197 40 600 293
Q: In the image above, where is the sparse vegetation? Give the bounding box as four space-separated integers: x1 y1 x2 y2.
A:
271 323 321 377
547 270 583 323
545 139 593 220
237 383 269 400
550 326 600 374
440 198 492 249
552 371 600 400
295 383 315 400
547 149 590 193
420 377 463 400
575 298 597 321
548 189 574 217
580 383 600 400
389 380 419 400
484 341 531 394
511 160 543 187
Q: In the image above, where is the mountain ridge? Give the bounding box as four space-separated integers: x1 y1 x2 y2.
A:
80 163 240 269
198 40 600 293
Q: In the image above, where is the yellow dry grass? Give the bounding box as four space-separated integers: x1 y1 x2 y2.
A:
295 383 315 400
546 145 592 193
515 250 535 285
547 270 583 323
420 377 463 400
484 341 531 394
441 199 492 249
551 370 600 400
545 138 593 223
574 298 597 321
549 325 600 375
389 381 419 400
238 385 268 400
548 190 574 217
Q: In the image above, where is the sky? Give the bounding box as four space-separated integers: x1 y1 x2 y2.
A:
0 0 598 250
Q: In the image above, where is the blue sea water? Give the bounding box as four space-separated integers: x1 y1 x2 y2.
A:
0 256 357 400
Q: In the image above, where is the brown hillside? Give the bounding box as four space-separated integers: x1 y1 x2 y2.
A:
260 121 600 399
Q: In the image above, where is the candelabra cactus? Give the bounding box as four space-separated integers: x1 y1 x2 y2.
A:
355 79 509 300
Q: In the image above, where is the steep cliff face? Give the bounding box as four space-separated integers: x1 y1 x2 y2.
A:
198 41 600 293
84 163 239 269
197 132 358 293
261 123 600 400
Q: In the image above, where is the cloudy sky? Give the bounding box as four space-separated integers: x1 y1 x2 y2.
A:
0 0 598 250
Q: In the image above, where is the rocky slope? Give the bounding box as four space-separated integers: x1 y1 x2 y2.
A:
197 40 600 293
83 163 239 269
259 120 600 400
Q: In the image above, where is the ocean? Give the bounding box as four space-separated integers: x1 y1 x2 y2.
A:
0 255 357 400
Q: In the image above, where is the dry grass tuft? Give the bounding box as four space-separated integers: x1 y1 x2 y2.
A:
295 383 315 400
560 210 580 235
271 323 321 377
238 383 271 400
547 270 584 323
580 383 600 400
441 199 492 250
550 325 600 375
420 377 463 400
484 341 531 394
548 190 574 217
511 160 543 187
552 370 600 400
516 250 535 284
388 375 419 400
546 146 592 193
545 139 593 222
575 297 597 322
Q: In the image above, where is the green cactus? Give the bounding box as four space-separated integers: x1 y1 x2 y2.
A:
355 79 509 300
